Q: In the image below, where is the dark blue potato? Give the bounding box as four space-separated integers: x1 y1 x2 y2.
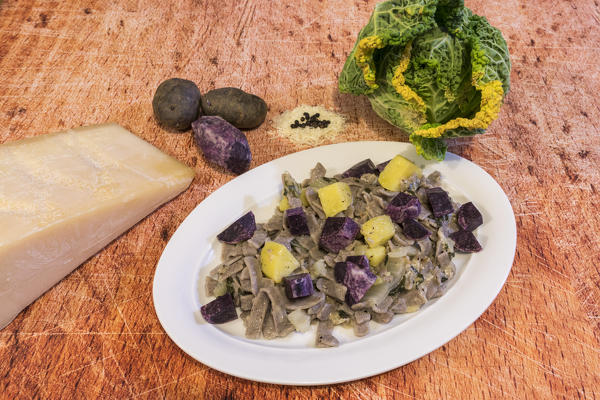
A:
283 273 314 299
334 261 377 305
200 293 238 324
341 159 377 178
285 207 310 236
386 192 421 223
201 87 267 129
376 160 390 175
345 255 370 271
426 187 454 218
456 202 483 231
192 116 252 174
449 230 482 253
217 211 256 244
402 218 431 240
152 78 201 131
319 217 360 253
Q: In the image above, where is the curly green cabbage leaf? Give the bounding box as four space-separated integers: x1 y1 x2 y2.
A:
339 0 510 160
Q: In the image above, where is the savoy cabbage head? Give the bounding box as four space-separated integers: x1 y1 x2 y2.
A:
339 0 511 160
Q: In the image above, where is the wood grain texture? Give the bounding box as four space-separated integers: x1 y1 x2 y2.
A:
1 0 599 398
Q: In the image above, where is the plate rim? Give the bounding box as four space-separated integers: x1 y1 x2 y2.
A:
153 140 517 385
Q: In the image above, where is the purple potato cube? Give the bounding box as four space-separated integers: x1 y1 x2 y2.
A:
341 159 377 178
375 160 390 175
192 116 251 174
334 261 377 305
449 230 482 253
319 217 360 253
200 293 238 324
282 273 314 299
456 202 483 231
385 192 421 223
402 218 431 240
217 211 256 244
345 255 370 270
426 187 454 218
285 207 310 236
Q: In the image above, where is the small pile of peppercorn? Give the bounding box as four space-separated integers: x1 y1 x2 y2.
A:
290 112 331 129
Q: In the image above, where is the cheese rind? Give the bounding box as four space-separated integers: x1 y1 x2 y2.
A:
0 123 194 329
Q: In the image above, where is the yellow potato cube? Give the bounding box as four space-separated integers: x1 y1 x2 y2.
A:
365 246 386 267
278 196 290 212
260 241 300 283
317 182 353 217
353 244 368 255
378 155 422 191
361 215 395 248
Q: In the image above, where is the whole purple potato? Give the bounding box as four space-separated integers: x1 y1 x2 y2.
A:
192 116 252 174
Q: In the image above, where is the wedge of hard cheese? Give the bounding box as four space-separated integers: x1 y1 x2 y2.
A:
0 123 195 329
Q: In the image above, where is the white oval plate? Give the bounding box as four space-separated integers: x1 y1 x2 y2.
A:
153 141 516 385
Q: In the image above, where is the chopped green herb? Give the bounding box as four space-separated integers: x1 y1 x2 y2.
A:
282 172 301 197
389 283 405 297
225 277 235 295
415 273 424 286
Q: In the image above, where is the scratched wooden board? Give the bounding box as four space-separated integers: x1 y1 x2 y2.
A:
0 0 599 398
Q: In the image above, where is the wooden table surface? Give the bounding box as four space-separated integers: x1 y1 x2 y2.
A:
1 0 599 398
